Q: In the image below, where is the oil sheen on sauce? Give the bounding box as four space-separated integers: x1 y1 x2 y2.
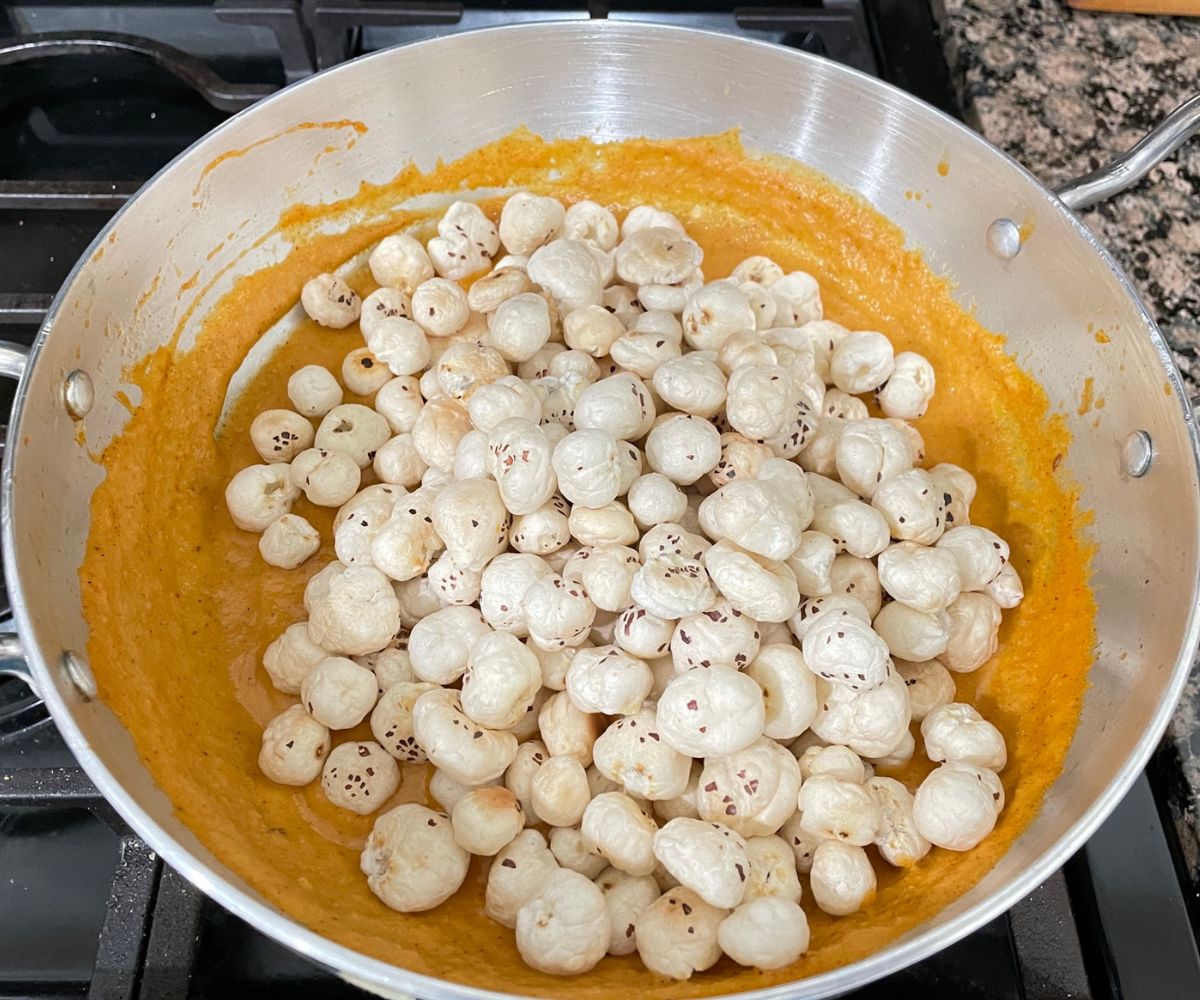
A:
80 132 1095 997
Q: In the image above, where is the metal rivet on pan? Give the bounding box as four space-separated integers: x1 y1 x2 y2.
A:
1121 431 1153 478
63 370 95 420
62 649 96 700
986 219 1022 259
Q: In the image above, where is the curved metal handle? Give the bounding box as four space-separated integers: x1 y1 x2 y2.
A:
1055 93 1200 211
0 344 34 692
0 340 28 381
0 32 275 113
0 632 35 693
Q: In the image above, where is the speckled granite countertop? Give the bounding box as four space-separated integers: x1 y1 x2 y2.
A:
935 0 1200 875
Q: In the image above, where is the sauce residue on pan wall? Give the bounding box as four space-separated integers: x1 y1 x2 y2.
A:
80 131 1095 996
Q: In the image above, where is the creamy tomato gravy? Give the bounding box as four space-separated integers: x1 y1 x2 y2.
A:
80 132 1095 996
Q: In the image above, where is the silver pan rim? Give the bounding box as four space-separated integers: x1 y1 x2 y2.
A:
5 19 1199 1000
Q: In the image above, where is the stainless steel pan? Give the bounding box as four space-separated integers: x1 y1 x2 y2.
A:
2 21 1200 999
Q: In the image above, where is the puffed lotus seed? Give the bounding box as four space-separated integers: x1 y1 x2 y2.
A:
412 277 470 338
797 773 882 846
809 840 876 916
321 740 400 815
797 744 867 784
566 644 652 717
744 643 818 741
362 804 469 912
412 687 518 786
370 233 434 294
696 737 803 837
867 776 931 867
259 513 320 569
225 464 299 532
634 886 726 981
829 553 884 618
263 622 327 695
987 561 1025 609
719 897 811 970
360 287 412 338
370 680 437 762
942 592 1003 673
452 785 525 856
614 604 676 659
301 656 379 730
873 601 951 662
913 761 1004 851
582 791 658 877
811 669 913 758
436 341 509 402
529 239 605 312
315 403 391 469
835 418 914 500
485 827 559 929
470 265 533 315
486 291 553 363
877 350 935 419
258 704 330 785
429 202 499 280
530 754 592 828
542 828 605 881
288 365 342 417
896 658 956 721
780 813 822 875
616 227 702 287
538 691 603 767
830 331 894 394
800 612 890 692
301 273 360 328
408 606 491 684
653 817 750 910
595 866 659 957
921 702 1008 771
592 706 691 801
936 525 1010 592
703 540 800 623
515 868 611 976
656 665 765 758
460 630 542 730
374 375 424 434
342 347 394 395
250 409 314 464
671 601 761 672
742 834 803 904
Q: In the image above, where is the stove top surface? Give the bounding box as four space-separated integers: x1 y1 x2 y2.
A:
1 3 1198 998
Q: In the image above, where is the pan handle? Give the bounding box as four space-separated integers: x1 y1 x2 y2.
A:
0 340 35 692
1054 93 1200 211
0 341 28 380
0 632 35 692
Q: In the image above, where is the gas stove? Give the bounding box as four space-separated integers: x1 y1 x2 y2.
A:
2 3 1199 998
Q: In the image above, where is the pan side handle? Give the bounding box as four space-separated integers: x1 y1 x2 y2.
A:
0 633 34 691
0 340 36 693
1055 93 1200 211
0 341 27 380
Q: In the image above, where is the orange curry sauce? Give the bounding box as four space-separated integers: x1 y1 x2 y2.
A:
81 132 1094 996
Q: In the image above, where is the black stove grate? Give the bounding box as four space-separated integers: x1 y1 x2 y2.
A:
0 5 1197 999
